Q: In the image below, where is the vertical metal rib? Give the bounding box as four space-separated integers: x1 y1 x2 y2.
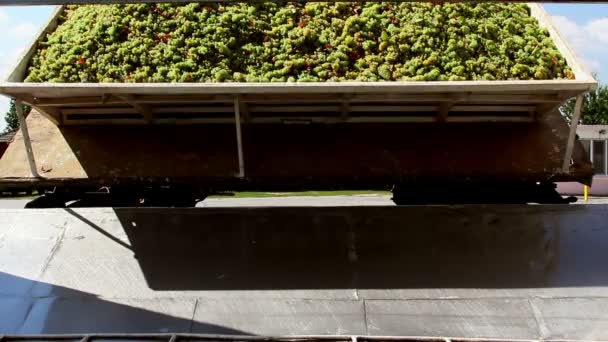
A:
562 94 585 172
234 96 245 178
15 99 40 178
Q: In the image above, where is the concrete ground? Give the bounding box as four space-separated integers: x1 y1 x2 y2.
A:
0 198 33 209
0 195 394 209
199 195 395 207
578 196 608 204
1 194 608 208
1 204 608 338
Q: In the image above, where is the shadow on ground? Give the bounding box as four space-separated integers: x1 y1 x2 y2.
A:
0 271 248 334
63 205 608 291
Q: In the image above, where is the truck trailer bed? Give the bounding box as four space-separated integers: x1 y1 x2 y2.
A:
0 3 596 202
0 4 596 128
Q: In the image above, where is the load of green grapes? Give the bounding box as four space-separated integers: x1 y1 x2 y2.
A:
24 2 574 83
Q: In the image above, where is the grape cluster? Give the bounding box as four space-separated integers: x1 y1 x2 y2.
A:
24 2 574 83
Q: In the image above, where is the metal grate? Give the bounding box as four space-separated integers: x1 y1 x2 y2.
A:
33 93 544 125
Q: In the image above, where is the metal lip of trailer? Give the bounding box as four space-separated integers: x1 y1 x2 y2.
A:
0 3 598 127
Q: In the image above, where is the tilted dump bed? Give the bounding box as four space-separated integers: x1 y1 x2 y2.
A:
0 4 597 126
0 3 597 200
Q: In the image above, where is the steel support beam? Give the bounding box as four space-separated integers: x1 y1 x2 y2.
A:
234 96 245 178
15 99 40 178
562 94 585 172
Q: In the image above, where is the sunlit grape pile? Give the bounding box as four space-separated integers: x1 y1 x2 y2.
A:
24 2 574 83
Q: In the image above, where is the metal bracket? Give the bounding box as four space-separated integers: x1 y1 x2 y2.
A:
118 94 155 123
16 99 40 178
436 102 452 122
234 96 245 178
562 94 585 172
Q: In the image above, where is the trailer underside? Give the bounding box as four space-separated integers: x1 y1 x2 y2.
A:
0 109 593 206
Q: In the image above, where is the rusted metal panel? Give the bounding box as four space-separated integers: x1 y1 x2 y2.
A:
0 108 593 188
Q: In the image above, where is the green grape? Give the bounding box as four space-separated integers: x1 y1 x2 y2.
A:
24 2 573 83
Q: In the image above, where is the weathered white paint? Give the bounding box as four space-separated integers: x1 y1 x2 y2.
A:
577 125 608 140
